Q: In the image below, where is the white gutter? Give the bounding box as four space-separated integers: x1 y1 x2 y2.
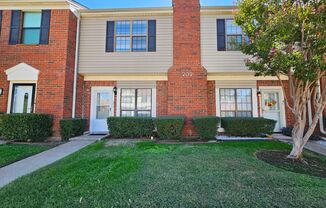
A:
72 11 81 118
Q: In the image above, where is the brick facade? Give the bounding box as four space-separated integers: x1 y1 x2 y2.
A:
168 0 208 136
0 10 77 137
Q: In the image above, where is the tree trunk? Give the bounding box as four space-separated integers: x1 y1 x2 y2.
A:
288 119 306 160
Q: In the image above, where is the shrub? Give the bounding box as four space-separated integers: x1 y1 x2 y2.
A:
107 117 154 138
156 116 185 140
281 126 293 137
221 117 276 137
1 114 53 142
0 113 5 137
193 116 220 139
60 118 87 141
281 126 322 141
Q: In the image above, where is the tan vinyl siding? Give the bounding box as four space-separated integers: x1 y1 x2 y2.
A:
201 15 249 72
78 16 173 74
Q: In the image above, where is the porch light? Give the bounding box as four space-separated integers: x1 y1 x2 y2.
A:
257 90 262 97
0 88 3 96
113 87 117 96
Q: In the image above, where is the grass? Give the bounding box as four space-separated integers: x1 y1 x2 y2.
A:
0 144 49 168
0 141 325 207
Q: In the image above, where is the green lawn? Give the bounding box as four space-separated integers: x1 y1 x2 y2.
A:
0 144 49 168
0 141 325 208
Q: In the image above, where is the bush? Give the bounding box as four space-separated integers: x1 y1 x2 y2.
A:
0 113 5 137
193 116 220 139
281 126 293 137
107 117 154 138
221 117 276 137
1 114 53 142
60 118 87 141
281 126 322 141
156 116 185 140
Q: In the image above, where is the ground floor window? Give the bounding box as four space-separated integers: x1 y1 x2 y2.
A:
120 89 152 117
11 84 36 113
220 88 252 117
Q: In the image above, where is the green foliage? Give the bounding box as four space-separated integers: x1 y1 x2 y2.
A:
281 126 293 137
282 126 322 141
0 114 53 142
0 113 5 137
221 117 276 137
107 117 154 138
192 116 220 139
235 0 326 81
60 119 87 141
156 116 185 140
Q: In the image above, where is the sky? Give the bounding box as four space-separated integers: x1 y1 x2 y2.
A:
76 0 236 9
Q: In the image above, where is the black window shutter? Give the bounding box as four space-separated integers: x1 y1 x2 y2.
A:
9 10 21 45
40 10 51 44
216 19 226 51
148 20 156 52
0 11 3 35
106 21 115 52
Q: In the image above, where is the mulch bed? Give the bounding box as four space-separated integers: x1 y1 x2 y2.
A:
256 150 326 178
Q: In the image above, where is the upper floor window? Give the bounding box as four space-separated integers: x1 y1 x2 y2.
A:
22 12 42 44
9 10 51 45
106 20 156 53
115 20 147 52
217 19 249 51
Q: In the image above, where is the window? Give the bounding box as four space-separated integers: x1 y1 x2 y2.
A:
220 88 252 117
115 20 147 52
225 19 245 51
22 12 42 44
120 89 152 117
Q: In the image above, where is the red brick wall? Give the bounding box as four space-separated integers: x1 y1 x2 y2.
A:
83 81 117 131
0 10 77 137
168 0 208 136
257 80 294 126
207 81 216 116
156 81 168 116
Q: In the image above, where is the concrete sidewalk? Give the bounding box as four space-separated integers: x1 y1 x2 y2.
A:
274 134 326 156
0 135 105 188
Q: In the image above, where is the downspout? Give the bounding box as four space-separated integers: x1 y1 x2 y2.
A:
72 12 81 118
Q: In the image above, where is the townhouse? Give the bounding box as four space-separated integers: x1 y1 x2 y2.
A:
0 0 302 138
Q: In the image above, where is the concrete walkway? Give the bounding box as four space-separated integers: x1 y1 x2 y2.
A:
274 134 326 156
0 135 105 188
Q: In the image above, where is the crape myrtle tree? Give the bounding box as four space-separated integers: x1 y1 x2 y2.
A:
235 0 326 160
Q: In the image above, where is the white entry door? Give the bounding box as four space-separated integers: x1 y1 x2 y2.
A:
90 87 114 134
11 84 35 113
261 89 285 131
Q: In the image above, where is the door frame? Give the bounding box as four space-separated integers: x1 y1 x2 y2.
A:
90 86 115 134
9 83 36 113
259 86 287 131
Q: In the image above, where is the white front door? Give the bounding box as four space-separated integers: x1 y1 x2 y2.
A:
261 89 285 131
90 87 114 134
11 84 35 113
